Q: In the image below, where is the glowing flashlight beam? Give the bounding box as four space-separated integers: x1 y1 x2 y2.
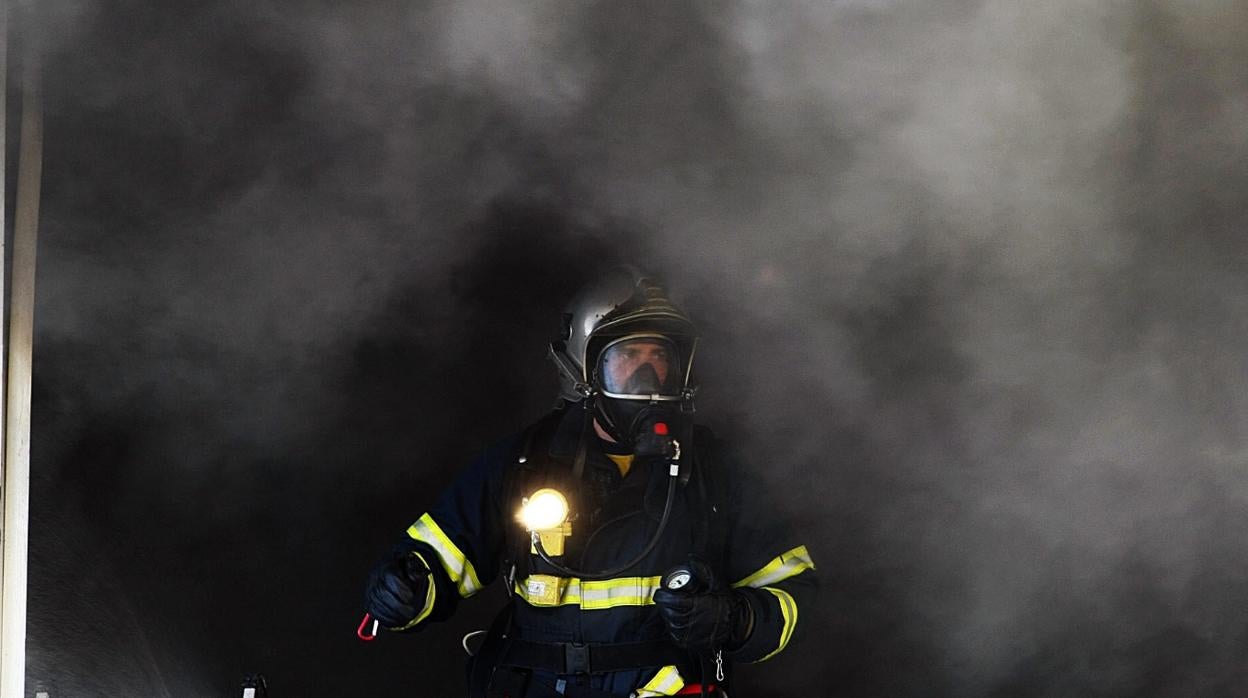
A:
518 489 569 532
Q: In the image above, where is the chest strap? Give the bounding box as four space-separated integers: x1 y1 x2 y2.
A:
499 638 690 676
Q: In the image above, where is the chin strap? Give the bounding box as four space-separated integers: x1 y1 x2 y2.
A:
548 343 593 398
572 401 591 482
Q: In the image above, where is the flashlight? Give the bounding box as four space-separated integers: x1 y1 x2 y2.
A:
518 488 569 531
518 488 573 556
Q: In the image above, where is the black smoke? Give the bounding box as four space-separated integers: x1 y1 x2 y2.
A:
25 0 1248 695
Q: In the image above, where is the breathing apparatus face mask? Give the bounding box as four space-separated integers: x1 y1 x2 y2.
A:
594 336 684 455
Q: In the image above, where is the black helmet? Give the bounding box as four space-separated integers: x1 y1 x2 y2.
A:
548 266 698 445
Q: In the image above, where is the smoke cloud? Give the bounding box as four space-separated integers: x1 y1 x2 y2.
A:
25 0 1248 695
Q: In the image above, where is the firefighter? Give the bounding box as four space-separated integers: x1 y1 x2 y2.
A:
364 267 816 697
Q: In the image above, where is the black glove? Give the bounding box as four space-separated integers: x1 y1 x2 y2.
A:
652 585 754 652
364 546 431 629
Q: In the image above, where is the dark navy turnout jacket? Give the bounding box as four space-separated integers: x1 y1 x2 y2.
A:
391 403 816 696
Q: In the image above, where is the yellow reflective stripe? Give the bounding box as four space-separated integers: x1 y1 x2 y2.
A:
756 586 798 662
406 513 484 597
635 665 685 696
732 545 814 589
395 551 437 630
513 575 663 609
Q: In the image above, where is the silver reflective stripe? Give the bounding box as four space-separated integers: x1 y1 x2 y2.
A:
406 513 484 597
732 545 814 590
580 576 662 609
514 575 663 610
635 665 685 696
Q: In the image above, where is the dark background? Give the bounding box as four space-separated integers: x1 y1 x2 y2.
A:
20 0 1248 695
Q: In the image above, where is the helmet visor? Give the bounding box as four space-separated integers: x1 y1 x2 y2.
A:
597 336 682 399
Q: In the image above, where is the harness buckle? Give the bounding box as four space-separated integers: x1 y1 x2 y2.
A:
564 642 591 674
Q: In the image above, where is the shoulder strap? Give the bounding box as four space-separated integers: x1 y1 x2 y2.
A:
502 408 573 582
688 426 732 576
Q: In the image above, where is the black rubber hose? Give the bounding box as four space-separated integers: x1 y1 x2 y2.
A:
534 474 678 581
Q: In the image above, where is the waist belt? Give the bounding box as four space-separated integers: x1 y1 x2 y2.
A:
499 638 690 675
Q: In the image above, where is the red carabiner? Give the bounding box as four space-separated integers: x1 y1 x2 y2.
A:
357 613 380 642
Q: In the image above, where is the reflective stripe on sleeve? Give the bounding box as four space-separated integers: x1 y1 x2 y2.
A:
755 586 798 662
513 575 663 610
731 545 814 589
635 665 685 696
396 551 437 630
406 513 484 598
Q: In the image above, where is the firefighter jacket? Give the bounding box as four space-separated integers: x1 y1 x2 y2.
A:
389 403 817 696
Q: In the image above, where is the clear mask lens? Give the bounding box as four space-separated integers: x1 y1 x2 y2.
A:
598 337 681 397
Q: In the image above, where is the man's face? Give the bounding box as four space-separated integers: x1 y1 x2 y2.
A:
598 337 678 396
